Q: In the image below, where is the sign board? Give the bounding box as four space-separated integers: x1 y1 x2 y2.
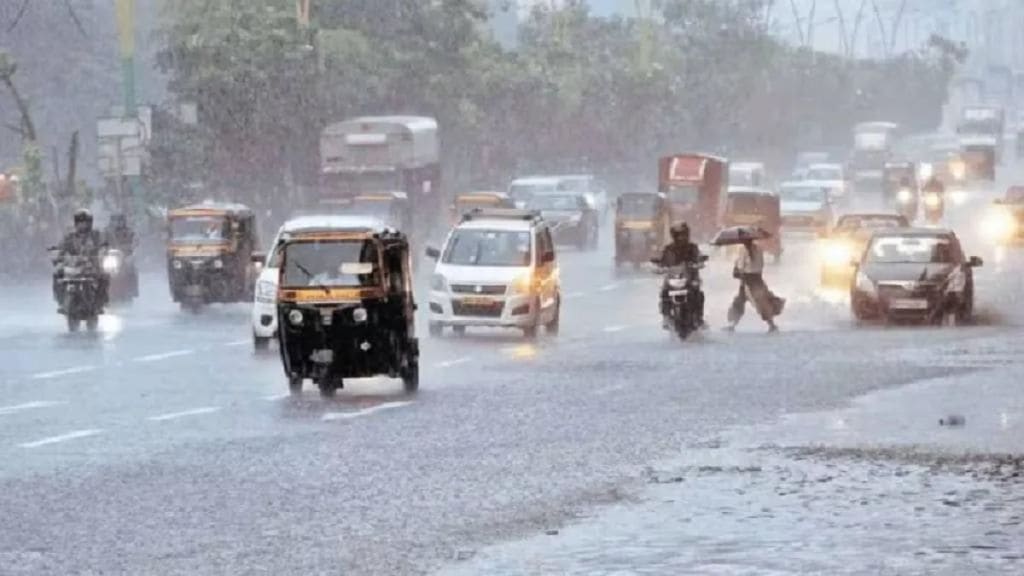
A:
97 117 142 139
662 156 707 184
963 108 998 121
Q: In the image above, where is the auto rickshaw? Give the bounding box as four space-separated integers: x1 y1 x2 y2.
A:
275 222 419 397
658 154 728 242
335 191 411 232
614 192 670 268
166 202 262 312
449 191 514 225
882 161 919 220
723 187 782 260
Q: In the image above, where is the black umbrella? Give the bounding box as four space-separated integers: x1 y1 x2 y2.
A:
712 225 772 246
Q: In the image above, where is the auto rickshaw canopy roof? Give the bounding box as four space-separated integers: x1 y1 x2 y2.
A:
168 201 254 219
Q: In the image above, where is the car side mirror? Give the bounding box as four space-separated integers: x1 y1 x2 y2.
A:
425 246 441 260
969 256 983 267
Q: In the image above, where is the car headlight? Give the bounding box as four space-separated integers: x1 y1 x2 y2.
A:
820 241 853 268
430 273 448 292
212 258 224 269
946 268 966 293
287 309 304 326
897 188 913 204
983 209 1018 241
950 189 968 205
510 273 534 295
924 193 941 209
256 279 277 302
172 259 184 270
352 307 368 323
102 254 120 274
854 269 876 295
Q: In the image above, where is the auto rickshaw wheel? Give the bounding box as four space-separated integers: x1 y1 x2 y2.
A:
67 316 80 333
319 380 339 398
253 334 271 352
402 362 419 393
288 375 303 396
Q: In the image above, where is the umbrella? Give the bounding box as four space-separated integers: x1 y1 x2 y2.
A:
712 225 772 246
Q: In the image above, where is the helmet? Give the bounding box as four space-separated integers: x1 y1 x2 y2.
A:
73 209 93 226
670 222 690 240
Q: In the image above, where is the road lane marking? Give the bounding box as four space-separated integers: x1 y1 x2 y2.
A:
0 401 65 416
224 339 250 347
436 357 471 369
30 366 97 380
598 283 619 292
322 401 413 422
563 291 586 300
147 406 221 422
19 429 102 448
263 393 291 401
132 349 194 363
602 325 626 333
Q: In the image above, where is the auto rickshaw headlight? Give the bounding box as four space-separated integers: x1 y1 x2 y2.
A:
212 258 224 269
352 307 368 323
897 188 913 204
172 259 184 270
287 309 304 326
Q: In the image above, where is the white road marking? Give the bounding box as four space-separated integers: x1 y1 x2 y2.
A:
19 429 102 449
598 283 619 292
132 349 194 363
322 401 413 422
147 406 221 422
602 325 627 333
563 291 586 300
436 357 471 369
262 393 291 401
30 366 97 380
224 339 251 347
0 401 65 416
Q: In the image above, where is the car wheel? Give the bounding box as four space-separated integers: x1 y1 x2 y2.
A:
428 322 443 338
254 334 271 352
402 362 419 393
288 375 303 396
452 325 466 337
545 296 560 336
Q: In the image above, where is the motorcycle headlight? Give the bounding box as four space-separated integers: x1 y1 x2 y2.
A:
352 307 368 323
102 254 120 274
924 193 941 209
820 241 853 268
256 279 277 302
430 273 448 292
172 259 184 270
287 309 304 326
667 277 687 289
212 258 224 269
897 188 913 204
854 270 876 295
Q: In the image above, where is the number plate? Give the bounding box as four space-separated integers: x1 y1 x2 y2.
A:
461 296 496 306
890 298 928 310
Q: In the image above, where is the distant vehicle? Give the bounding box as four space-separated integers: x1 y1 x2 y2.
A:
983 186 1024 245
658 153 728 242
554 174 610 218
449 191 515 225
729 162 767 188
326 191 412 232
507 176 561 209
319 116 440 232
252 214 385 351
777 181 833 232
818 213 910 287
166 202 262 313
957 105 1004 158
722 187 782 260
426 209 560 339
882 162 919 220
803 163 848 201
850 121 901 195
792 152 830 179
614 192 671 268
527 191 599 251
851 228 982 325
958 135 997 183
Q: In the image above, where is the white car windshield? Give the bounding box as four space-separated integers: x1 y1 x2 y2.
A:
866 236 954 264
780 186 826 204
443 229 532 267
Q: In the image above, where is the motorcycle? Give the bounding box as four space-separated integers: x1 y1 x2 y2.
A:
53 254 106 332
102 248 139 303
655 256 708 340
922 190 944 225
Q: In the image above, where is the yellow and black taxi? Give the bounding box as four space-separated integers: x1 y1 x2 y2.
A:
166 202 261 312
449 191 515 225
275 219 418 396
614 192 670 267
819 213 909 286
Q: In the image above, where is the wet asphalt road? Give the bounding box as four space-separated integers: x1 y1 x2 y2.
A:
1 193 1023 575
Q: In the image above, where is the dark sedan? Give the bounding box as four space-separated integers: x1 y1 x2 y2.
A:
527 192 599 250
851 228 982 325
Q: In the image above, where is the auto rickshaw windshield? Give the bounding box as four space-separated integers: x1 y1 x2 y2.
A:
171 216 230 242
617 196 658 218
281 239 381 288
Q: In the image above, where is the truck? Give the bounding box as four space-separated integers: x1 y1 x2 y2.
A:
955 106 1003 183
319 116 441 234
849 121 901 198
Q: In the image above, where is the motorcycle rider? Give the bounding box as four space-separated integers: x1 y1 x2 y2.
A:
656 222 705 327
53 209 108 312
104 212 140 298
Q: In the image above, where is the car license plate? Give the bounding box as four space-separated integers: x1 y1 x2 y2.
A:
890 298 928 310
461 296 495 306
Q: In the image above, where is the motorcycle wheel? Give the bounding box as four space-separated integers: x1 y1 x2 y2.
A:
673 310 693 341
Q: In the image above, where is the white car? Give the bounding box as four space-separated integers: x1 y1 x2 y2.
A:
426 209 560 339
803 163 848 200
252 214 387 351
508 176 561 209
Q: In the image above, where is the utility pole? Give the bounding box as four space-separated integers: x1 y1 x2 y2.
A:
115 0 137 213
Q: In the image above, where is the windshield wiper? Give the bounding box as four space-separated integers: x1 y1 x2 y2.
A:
293 260 331 294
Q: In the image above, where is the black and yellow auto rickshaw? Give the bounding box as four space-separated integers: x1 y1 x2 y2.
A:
166 202 261 312
614 192 670 267
449 191 515 225
723 187 782 260
275 222 419 397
